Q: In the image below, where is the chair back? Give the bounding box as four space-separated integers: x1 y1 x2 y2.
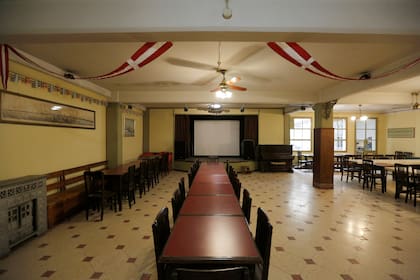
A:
84 170 104 194
172 266 250 280
123 165 136 190
394 164 410 186
412 165 420 186
179 177 186 199
152 207 170 262
152 207 170 280
171 188 183 223
232 177 241 201
255 207 273 280
242 188 252 223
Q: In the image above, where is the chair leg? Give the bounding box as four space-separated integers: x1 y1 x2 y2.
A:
100 199 104 221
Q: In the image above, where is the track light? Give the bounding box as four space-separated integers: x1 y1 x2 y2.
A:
183 106 188 112
240 105 245 112
222 0 232 19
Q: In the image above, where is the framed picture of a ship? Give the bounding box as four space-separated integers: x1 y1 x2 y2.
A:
0 90 95 129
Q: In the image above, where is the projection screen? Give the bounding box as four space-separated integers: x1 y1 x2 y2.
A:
193 120 240 156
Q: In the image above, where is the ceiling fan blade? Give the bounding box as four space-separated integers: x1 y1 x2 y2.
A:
227 84 247 91
192 73 219 86
166 57 216 71
210 86 220 92
225 45 265 66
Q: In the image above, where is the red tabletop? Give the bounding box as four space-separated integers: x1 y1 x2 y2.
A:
193 174 231 184
188 182 235 196
160 215 261 265
179 195 243 216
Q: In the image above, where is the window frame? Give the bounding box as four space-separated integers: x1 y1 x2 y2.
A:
333 118 347 152
290 117 312 152
354 118 377 153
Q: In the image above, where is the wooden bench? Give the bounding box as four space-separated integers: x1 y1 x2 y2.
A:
46 161 108 228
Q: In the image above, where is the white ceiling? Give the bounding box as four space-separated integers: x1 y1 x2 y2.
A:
1 0 420 113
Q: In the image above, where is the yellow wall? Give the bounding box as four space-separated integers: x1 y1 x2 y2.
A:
0 62 107 180
288 110 393 155
149 109 174 152
258 109 284 144
122 111 143 163
385 110 420 156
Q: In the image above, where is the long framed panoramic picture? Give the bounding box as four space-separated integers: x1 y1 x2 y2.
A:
0 90 95 129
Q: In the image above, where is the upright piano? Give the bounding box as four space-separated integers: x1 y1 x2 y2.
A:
256 145 294 172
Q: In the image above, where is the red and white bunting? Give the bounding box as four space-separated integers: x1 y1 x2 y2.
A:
82 41 173 80
267 42 420 81
0 41 173 89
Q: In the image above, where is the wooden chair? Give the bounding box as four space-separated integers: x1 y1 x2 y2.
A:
255 207 273 280
410 165 420 206
362 159 383 192
83 170 117 221
231 177 241 201
171 188 183 223
122 165 136 208
171 266 250 280
394 164 411 200
242 188 252 224
187 172 193 190
152 207 171 280
341 155 361 182
179 177 186 199
135 162 146 198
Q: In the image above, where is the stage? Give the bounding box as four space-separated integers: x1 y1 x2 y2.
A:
173 157 258 172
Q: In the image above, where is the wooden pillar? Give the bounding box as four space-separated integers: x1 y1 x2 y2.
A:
312 101 336 189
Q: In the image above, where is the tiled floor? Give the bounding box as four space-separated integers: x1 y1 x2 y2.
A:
1 169 420 280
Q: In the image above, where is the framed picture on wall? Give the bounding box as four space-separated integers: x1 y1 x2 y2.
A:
124 118 135 137
0 90 95 129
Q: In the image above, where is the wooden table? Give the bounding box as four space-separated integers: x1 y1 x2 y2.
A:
352 159 420 193
159 162 261 277
179 195 243 216
103 160 140 211
160 215 262 271
188 182 235 196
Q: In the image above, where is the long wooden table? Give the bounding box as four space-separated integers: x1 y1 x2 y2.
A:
159 162 262 277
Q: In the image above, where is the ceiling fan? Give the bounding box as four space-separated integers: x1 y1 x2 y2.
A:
211 69 246 98
391 92 419 112
412 92 419 110
165 42 267 88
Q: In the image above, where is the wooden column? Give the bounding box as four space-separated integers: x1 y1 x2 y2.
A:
312 101 336 189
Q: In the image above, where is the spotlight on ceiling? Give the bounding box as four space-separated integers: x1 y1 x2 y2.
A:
183 106 188 112
222 0 232 19
240 105 245 112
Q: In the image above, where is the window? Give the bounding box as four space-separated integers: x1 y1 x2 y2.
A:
333 118 347 152
290 117 312 151
355 118 376 153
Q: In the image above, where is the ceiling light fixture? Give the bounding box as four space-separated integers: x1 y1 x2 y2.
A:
215 87 232 99
222 0 232 19
351 104 368 121
210 104 222 109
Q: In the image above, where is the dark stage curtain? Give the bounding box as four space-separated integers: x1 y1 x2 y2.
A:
174 115 191 159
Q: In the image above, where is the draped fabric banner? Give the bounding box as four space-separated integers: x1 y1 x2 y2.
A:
0 42 173 89
267 42 420 80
